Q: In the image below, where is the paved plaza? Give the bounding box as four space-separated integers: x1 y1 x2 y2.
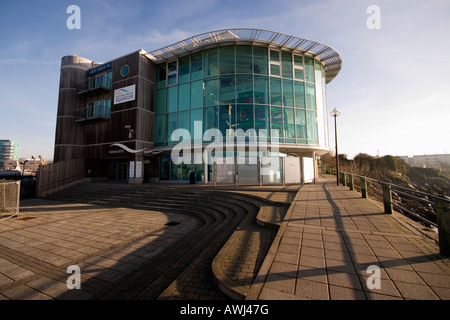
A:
0 175 449 300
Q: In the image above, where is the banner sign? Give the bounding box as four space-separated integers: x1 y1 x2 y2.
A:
114 84 136 105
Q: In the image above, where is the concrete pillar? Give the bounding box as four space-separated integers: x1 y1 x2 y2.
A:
341 172 347 186
381 183 393 214
360 177 368 198
436 198 450 257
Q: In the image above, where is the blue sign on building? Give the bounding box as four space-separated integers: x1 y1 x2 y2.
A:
87 62 112 76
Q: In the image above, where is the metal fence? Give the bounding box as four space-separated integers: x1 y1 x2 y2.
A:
0 180 20 220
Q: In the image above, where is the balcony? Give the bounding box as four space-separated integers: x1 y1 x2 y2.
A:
74 102 111 122
77 73 112 95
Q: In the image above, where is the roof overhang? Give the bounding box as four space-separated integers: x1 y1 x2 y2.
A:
146 28 342 83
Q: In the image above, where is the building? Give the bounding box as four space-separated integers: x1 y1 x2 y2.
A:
54 29 342 184
0 140 20 170
399 154 450 169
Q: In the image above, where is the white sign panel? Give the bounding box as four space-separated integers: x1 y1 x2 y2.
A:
129 161 135 179
135 161 142 179
114 84 136 105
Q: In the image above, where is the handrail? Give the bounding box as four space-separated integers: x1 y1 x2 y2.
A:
339 171 450 228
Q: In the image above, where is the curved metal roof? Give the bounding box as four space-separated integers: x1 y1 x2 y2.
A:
145 28 342 83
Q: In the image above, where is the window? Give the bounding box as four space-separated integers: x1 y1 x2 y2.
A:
155 115 166 144
237 104 254 132
270 77 282 106
270 106 283 140
190 108 203 142
219 75 236 105
167 86 178 112
294 55 304 80
178 56 190 83
253 46 268 75
281 52 293 79
88 71 112 90
190 80 203 108
304 56 315 83
305 83 316 110
190 52 203 80
294 81 305 108
178 83 190 111
167 112 177 145
156 64 167 89
283 108 295 141
219 46 235 75
254 75 269 104
155 89 166 114
255 105 270 137
204 77 218 106
282 79 293 107
236 74 253 103
295 109 306 142
219 104 236 137
167 61 177 85
306 110 318 144
86 99 111 119
269 50 281 77
236 46 252 74
204 48 219 77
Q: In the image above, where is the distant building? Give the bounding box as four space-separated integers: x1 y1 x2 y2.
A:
399 154 450 169
0 140 20 169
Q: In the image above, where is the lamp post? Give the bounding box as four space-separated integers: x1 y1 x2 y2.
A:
330 108 340 186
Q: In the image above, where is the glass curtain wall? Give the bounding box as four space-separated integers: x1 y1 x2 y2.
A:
155 45 327 178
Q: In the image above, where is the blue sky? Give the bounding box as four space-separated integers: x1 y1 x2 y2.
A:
1 0 449 161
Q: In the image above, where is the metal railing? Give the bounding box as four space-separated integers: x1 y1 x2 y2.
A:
339 171 450 256
0 180 20 220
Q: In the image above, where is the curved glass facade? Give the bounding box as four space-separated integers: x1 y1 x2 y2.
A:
154 45 328 148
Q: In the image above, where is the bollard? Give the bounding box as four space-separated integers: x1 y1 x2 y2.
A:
436 198 450 257
360 177 368 198
381 183 393 214
348 174 354 191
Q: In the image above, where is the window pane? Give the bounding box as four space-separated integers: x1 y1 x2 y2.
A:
282 79 293 107
204 78 218 106
178 83 190 111
237 104 254 132
219 46 235 75
294 55 303 66
191 52 203 80
156 88 166 114
255 105 270 137
219 104 236 136
294 68 304 80
283 108 295 139
236 46 252 74
270 77 282 106
179 56 190 83
271 106 283 139
295 109 306 140
203 106 218 132
190 108 203 143
167 86 177 112
270 50 280 62
306 110 318 143
190 80 203 108
219 75 235 104
167 61 177 85
305 83 316 110
178 110 189 131
155 115 166 143
167 112 177 145
294 81 305 108
304 56 315 83
254 75 268 104
204 48 218 77
270 64 280 76
282 51 293 79
253 46 268 75
156 64 166 88
236 74 253 103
